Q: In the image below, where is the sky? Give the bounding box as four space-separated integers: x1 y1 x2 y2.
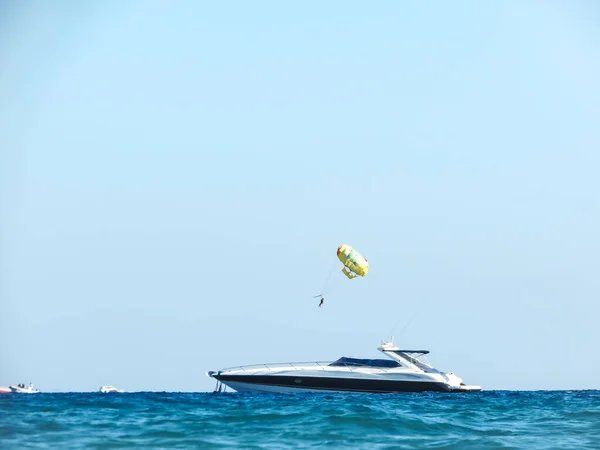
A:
1 0 599 392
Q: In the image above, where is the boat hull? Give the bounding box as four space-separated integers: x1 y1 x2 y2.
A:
215 374 465 393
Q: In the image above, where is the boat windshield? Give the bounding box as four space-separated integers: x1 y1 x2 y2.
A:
394 351 441 373
329 357 400 368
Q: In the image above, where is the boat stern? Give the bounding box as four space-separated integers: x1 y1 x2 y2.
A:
442 372 482 392
451 384 482 392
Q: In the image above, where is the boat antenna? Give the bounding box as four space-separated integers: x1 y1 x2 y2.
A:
383 312 418 343
397 312 418 340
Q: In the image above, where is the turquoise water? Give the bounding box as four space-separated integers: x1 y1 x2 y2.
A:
1 391 599 449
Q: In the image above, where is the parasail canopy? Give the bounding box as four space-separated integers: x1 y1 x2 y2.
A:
337 244 369 279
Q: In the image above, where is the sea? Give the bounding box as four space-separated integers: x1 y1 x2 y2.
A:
1 390 599 449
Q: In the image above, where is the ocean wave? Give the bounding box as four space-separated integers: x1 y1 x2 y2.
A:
1 391 599 449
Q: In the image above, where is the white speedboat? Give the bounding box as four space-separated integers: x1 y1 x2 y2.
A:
9 384 39 394
207 340 481 393
100 385 125 393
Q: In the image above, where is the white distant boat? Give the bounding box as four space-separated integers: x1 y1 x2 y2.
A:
9 384 39 394
0 386 11 394
99 385 124 393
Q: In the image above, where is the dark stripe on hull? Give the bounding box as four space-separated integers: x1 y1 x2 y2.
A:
216 374 452 393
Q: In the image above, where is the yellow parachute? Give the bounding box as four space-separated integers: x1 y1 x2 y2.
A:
337 244 369 279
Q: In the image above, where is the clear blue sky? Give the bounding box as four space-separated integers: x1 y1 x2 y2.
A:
1 0 599 392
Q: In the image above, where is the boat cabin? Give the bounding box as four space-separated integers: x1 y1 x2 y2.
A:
326 341 440 373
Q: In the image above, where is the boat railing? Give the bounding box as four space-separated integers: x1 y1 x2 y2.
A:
220 361 333 373
220 361 400 373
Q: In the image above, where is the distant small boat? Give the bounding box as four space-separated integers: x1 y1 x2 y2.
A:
100 385 124 393
9 384 39 394
0 386 11 394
